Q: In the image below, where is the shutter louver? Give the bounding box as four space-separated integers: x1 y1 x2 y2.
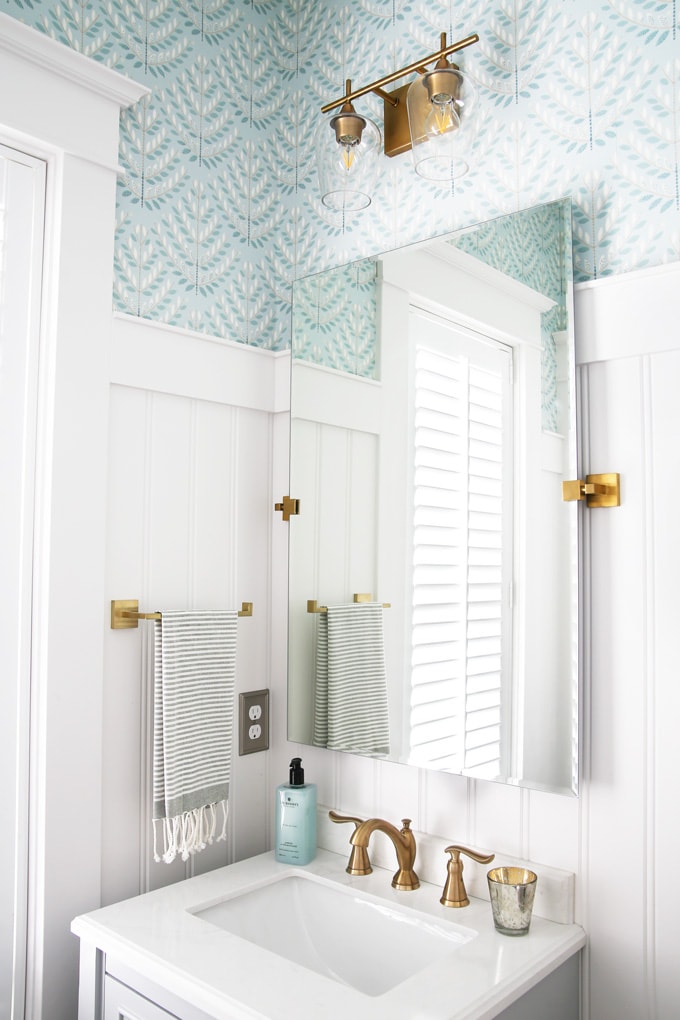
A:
410 340 511 777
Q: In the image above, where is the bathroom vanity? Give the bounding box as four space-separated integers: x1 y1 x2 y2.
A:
72 849 585 1020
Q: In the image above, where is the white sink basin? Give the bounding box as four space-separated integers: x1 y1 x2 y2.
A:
191 870 475 996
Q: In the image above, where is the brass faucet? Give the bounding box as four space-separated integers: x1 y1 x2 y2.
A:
440 844 495 907
329 810 420 890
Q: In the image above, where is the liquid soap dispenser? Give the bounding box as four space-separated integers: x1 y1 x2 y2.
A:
275 757 317 865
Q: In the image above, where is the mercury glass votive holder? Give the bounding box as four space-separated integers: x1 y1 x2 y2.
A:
487 867 538 936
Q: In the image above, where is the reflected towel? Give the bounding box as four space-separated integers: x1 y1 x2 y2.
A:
313 602 390 755
152 610 237 863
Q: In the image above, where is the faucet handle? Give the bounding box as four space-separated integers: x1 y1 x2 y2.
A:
329 809 364 828
440 844 495 908
328 810 372 875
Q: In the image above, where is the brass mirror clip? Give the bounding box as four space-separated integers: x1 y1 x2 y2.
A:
562 472 620 508
111 599 253 629
275 496 300 521
440 845 496 908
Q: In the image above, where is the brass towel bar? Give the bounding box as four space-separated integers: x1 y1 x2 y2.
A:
307 593 391 615
111 599 253 630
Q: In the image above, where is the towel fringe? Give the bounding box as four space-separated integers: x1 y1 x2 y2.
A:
153 800 229 864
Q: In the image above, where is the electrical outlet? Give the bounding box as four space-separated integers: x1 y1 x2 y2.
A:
239 689 269 754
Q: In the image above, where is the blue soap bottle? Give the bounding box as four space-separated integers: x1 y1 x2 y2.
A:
274 757 317 865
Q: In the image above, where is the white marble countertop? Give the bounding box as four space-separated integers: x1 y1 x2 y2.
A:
72 849 586 1020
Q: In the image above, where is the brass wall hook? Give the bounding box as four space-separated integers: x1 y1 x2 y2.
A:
562 472 620 508
440 845 495 907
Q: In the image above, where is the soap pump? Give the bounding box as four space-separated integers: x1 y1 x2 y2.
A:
274 757 317 865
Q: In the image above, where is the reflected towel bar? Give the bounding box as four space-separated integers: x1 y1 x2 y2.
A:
307 593 391 614
111 598 253 630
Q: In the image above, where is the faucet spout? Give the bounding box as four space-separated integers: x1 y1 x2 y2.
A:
351 817 419 891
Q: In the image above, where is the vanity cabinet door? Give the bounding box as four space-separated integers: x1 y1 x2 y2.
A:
104 975 183 1020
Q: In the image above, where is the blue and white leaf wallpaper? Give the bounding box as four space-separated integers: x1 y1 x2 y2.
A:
4 0 680 350
292 198 570 431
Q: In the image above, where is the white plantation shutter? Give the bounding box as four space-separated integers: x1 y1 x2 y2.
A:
408 318 513 778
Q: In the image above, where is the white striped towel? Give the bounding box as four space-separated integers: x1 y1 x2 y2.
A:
152 610 237 864
313 602 390 756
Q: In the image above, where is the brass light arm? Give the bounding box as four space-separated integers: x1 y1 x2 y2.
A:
320 33 479 114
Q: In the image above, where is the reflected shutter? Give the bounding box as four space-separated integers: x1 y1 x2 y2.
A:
409 337 512 777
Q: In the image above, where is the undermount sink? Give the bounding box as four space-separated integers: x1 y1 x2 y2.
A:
191 870 475 996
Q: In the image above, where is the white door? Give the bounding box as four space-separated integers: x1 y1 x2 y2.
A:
0 143 46 1020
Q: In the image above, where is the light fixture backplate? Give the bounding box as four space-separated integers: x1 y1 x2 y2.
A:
383 83 412 158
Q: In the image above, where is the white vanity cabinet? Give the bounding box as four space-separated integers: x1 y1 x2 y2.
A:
104 975 181 1020
102 968 224 1020
73 851 585 1020
97 954 580 1020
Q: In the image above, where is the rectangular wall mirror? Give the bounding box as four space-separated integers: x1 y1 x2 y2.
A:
287 198 579 796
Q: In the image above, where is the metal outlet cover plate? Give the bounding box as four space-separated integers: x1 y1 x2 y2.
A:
239 689 269 754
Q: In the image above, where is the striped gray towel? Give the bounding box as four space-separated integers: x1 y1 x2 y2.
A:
313 602 390 756
152 610 237 864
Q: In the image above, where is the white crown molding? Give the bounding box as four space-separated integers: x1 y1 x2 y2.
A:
0 12 149 108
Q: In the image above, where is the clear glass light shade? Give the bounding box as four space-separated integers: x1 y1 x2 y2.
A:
316 110 381 212
406 66 477 183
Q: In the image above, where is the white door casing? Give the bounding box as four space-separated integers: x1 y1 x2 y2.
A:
0 14 148 1020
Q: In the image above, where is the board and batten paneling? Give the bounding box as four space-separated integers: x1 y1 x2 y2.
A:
101 314 286 906
279 263 680 1020
576 264 680 1020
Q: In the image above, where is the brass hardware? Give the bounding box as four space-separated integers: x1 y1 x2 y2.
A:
562 472 620 508
321 33 478 113
110 599 160 628
275 496 300 521
111 599 253 630
320 32 479 160
382 82 411 156
307 593 392 614
440 845 495 908
330 810 419 891
329 810 372 874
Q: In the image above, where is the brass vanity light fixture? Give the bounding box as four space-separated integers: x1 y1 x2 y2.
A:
562 472 620 508
440 845 495 908
317 31 479 207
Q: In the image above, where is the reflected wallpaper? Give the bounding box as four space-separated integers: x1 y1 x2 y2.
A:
4 0 680 350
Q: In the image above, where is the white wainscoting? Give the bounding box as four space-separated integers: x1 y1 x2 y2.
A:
101 314 288 906
102 264 680 1020
278 263 680 1020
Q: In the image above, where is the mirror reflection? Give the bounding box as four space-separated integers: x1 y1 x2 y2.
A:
287 199 578 796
